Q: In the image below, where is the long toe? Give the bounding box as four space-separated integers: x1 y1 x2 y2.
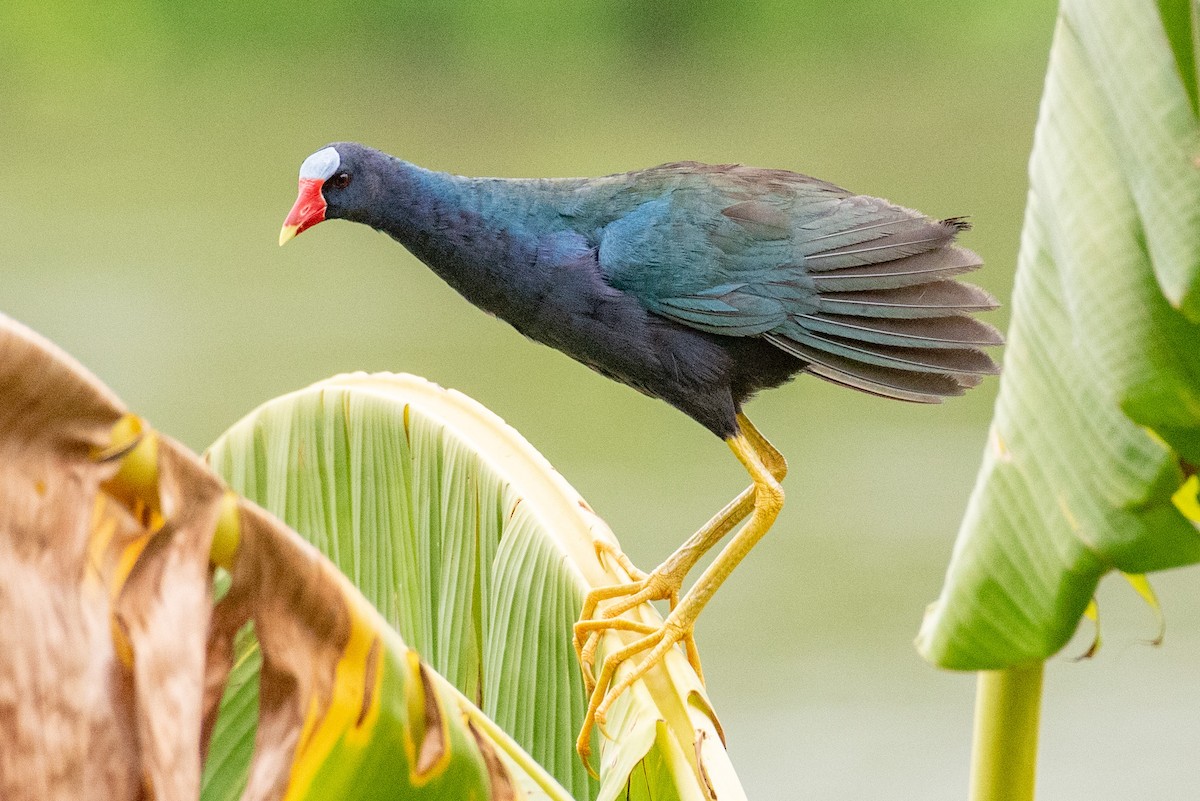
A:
593 622 692 725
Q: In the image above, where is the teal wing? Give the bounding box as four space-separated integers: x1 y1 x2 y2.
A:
596 164 1002 402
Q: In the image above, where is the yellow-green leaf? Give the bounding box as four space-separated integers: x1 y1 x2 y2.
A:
917 0 1200 671
204 372 742 801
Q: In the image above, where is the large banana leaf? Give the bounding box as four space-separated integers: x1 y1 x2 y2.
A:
203 372 740 801
0 312 556 800
917 0 1200 670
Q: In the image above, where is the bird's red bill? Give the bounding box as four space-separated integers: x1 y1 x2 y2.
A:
280 178 326 245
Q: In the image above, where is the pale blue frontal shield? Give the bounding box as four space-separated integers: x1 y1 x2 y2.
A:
298 147 340 181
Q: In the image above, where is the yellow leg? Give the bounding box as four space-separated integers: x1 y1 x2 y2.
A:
739 413 787 482
573 414 786 683
574 504 726 690
574 414 786 766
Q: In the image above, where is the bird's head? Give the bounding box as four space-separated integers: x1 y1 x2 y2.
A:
279 143 378 246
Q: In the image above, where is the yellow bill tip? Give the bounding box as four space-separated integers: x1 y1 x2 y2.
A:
279 224 300 247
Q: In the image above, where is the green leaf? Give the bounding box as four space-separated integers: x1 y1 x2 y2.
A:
200 623 260 801
917 0 1200 670
1156 0 1200 118
207 499 570 801
203 373 740 801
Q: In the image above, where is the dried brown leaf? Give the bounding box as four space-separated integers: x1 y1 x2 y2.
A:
0 315 222 801
209 502 354 801
116 439 224 799
0 317 137 800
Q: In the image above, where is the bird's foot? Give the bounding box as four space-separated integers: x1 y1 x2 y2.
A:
575 610 697 768
572 548 704 772
572 556 702 695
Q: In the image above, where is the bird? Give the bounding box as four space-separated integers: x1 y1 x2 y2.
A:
280 142 1001 765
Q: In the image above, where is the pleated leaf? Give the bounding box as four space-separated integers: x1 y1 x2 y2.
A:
206 500 566 801
917 0 1200 670
204 372 739 801
0 312 548 801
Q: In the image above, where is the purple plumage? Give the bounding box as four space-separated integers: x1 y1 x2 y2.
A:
285 143 1000 438
281 142 1004 764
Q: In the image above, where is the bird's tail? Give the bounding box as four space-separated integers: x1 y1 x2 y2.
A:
766 217 1002 402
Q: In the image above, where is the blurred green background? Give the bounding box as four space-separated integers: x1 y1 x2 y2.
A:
6 2 1200 798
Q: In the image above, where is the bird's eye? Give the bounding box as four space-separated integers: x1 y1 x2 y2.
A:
330 172 351 190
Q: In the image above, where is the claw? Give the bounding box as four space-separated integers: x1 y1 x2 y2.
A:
575 729 600 781
592 538 648 580
576 615 695 765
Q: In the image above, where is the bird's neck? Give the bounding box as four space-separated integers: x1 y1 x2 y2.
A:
357 161 547 289
358 162 470 243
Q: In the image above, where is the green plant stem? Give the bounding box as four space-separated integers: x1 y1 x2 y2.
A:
969 663 1044 801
